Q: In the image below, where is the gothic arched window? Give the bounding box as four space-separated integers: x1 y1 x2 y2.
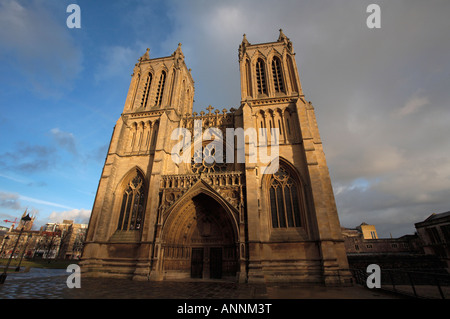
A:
287 55 298 93
141 72 152 108
117 172 146 231
272 57 284 93
155 71 166 106
269 166 303 228
256 58 267 95
246 59 252 98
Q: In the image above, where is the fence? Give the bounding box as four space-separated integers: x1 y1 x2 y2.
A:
351 268 450 299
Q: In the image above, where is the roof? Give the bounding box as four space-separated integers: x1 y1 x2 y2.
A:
424 211 450 221
415 210 450 228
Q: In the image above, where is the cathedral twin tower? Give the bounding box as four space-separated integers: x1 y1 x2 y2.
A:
81 30 351 285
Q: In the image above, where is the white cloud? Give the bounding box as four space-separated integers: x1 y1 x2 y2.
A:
19 195 75 210
396 94 430 117
48 209 91 224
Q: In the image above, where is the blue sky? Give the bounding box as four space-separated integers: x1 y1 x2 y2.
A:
1 0 450 237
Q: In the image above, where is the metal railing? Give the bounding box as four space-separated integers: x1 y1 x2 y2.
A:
351 268 450 299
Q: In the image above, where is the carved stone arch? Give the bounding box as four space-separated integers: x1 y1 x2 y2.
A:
141 63 155 74
115 166 148 195
274 107 286 142
283 107 295 139
110 166 148 236
130 121 138 129
178 79 186 113
261 157 310 232
261 157 307 187
249 48 266 62
159 181 240 279
128 121 139 152
130 72 141 110
139 70 154 109
149 119 159 150
286 54 299 93
154 68 168 107
244 57 253 98
266 48 282 69
162 181 240 240
269 53 286 94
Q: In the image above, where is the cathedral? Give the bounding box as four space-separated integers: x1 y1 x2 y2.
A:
81 30 351 285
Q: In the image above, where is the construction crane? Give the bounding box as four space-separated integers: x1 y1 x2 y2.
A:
3 218 17 229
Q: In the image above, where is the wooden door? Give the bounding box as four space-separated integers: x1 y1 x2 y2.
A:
191 248 204 278
210 247 222 279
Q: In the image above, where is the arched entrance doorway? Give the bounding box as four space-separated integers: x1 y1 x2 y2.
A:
161 193 238 280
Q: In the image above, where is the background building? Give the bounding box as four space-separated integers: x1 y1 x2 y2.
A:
342 223 416 254
415 211 450 269
0 219 87 261
342 221 448 272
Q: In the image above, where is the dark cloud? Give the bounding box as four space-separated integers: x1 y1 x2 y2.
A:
158 0 450 237
92 144 108 162
0 191 22 210
50 128 77 155
0 144 57 173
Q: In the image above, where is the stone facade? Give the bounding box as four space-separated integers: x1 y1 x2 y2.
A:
415 211 450 270
80 30 351 285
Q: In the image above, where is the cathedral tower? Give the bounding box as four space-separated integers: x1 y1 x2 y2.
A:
237 30 350 284
81 44 195 280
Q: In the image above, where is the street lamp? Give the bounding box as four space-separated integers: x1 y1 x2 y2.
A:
0 213 32 284
0 235 10 258
16 233 32 272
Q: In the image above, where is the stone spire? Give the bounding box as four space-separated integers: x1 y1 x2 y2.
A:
139 48 150 62
277 29 287 42
277 29 293 53
239 34 250 61
173 43 185 68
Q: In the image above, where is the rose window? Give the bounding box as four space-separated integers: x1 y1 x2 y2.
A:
191 143 228 174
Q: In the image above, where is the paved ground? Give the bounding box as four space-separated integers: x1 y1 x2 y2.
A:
0 268 404 299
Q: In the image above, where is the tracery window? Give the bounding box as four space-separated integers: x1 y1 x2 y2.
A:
191 143 228 174
246 59 252 97
272 57 284 93
269 166 303 228
256 58 267 95
117 173 146 231
141 72 152 108
155 71 166 106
